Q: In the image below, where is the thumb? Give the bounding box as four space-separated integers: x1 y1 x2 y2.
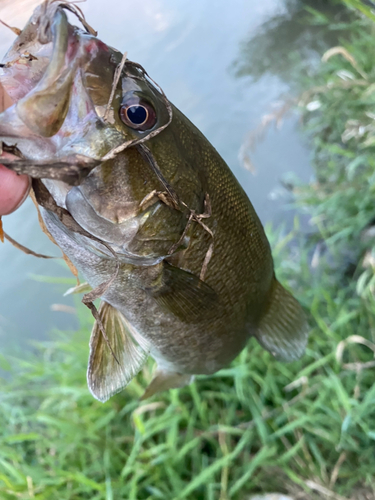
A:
0 163 31 215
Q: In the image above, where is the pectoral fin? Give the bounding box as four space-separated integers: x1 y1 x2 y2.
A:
146 262 218 323
140 368 194 400
87 301 150 402
255 278 308 362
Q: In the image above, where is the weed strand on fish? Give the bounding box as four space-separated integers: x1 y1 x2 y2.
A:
103 51 128 123
38 0 97 42
0 19 21 36
1 230 57 259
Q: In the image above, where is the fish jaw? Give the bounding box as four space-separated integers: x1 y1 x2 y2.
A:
0 4 126 164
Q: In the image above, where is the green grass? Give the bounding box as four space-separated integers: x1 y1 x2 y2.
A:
1 271 374 500
2 2 375 499
1 227 375 500
1 234 375 499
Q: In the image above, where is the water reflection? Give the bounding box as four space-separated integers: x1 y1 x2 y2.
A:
233 0 351 84
231 0 354 223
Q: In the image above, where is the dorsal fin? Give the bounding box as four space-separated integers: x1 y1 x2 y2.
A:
87 301 150 402
254 278 308 362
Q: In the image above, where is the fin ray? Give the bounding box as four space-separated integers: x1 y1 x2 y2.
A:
87 301 150 402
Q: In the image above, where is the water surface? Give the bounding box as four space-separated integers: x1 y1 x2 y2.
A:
0 0 341 352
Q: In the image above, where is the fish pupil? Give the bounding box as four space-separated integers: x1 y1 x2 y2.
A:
126 105 148 125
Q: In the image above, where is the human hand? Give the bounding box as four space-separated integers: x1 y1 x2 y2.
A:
0 83 31 216
0 160 30 215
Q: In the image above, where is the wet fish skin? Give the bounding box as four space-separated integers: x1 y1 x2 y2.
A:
0 3 308 401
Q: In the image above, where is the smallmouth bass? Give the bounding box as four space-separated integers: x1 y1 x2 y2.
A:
0 1 308 401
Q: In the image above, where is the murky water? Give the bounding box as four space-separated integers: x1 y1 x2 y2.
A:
0 0 344 353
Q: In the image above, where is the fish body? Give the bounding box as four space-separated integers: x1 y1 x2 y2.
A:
0 2 308 401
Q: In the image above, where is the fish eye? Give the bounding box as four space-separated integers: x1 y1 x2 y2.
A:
119 97 157 131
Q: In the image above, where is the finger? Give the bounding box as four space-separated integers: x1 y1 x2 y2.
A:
0 164 31 215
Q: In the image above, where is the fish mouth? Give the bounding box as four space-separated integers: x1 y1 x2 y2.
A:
0 2 174 258
0 2 125 170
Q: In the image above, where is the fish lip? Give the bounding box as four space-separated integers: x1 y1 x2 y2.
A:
15 8 78 138
0 6 71 142
0 5 125 176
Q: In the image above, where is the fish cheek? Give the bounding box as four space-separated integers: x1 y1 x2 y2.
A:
78 152 161 224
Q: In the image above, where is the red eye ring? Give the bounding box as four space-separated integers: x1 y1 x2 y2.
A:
119 97 157 131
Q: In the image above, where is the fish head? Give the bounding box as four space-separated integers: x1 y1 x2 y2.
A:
0 2 125 159
0 2 204 262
